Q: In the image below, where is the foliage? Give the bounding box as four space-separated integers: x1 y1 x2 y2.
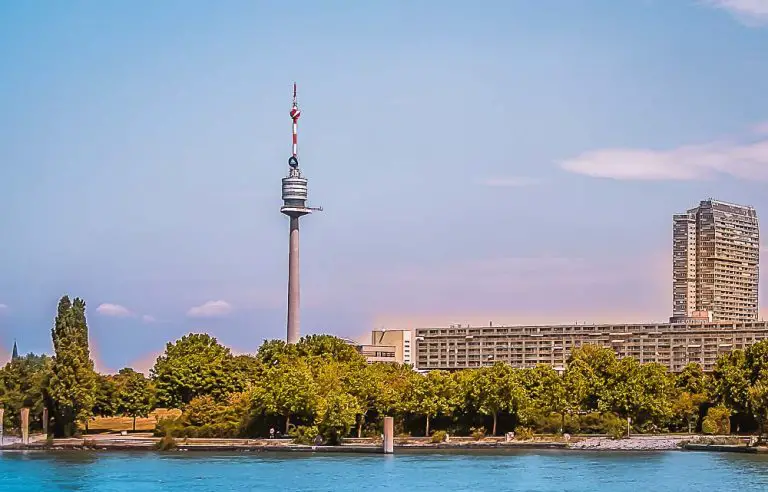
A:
468 363 528 435
48 296 98 437
406 370 458 436
702 406 731 435
115 368 154 430
470 426 486 440
151 333 254 408
515 426 534 440
290 425 320 445
0 353 51 430
155 434 177 451
431 430 448 443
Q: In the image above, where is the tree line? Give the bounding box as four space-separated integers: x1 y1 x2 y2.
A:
3 296 768 442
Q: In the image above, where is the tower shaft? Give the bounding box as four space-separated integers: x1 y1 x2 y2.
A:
286 216 301 344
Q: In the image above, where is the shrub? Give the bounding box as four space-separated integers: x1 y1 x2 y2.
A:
600 413 626 440
515 427 534 441
470 426 486 441
290 425 320 445
154 417 185 437
702 406 731 435
431 430 447 443
155 434 177 451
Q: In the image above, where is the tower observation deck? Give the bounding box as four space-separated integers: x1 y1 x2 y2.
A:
281 83 320 344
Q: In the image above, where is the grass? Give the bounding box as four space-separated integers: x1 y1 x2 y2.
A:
86 408 181 432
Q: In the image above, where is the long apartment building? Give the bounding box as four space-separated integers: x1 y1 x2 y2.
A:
673 199 759 322
414 321 768 372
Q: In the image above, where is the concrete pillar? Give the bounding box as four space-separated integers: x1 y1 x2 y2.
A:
383 416 394 454
21 407 29 444
42 408 49 436
286 216 300 344
0 408 4 446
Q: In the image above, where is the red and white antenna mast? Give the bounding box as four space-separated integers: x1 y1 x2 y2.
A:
289 82 301 168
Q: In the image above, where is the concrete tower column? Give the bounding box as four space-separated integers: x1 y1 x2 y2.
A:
287 216 301 344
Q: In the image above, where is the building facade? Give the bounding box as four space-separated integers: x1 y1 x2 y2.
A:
414 321 768 373
371 329 413 365
673 199 759 322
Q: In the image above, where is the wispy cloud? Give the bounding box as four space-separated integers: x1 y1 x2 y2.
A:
703 0 768 26
753 122 768 135
142 315 156 323
479 177 541 187
95 303 132 317
187 300 233 318
559 124 768 181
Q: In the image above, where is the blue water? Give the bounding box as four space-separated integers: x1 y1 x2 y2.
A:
1 449 767 491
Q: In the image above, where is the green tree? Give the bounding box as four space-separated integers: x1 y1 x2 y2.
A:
565 345 619 412
251 355 318 432
406 370 458 436
712 349 750 416
93 375 120 417
676 363 707 395
151 333 246 408
470 363 527 435
673 391 707 433
48 296 98 437
524 364 569 432
295 334 364 363
116 368 154 431
0 353 51 430
313 359 361 444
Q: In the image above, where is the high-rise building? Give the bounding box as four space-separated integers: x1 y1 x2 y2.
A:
672 199 759 322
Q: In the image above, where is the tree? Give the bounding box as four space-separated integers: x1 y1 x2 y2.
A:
673 391 707 434
93 375 120 417
524 364 569 432
470 363 527 435
676 363 707 395
712 349 750 416
151 333 245 408
295 334 364 363
251 355 318 433
0 353 51 430
406 370 458 436
116 368 154 431
313 359 361 444
565 345 619 412
48 296 98 437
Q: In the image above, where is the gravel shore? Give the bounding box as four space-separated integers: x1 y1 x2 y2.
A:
569 436 686 451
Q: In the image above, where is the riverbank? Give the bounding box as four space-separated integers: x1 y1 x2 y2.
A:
3 433 751 453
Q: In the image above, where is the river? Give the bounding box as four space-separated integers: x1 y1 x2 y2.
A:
1 449 767 491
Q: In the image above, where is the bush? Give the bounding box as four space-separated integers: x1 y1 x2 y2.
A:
702 406 731 435
515 427 534 441
290 425 320 445
154 417 185 437
600 413 626 440
155 434 177 451
431 430 447 443
470 426 486 441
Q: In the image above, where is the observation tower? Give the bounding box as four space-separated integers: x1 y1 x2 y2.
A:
281 83 321 344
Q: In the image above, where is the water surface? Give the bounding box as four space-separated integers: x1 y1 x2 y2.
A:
1 449 766 491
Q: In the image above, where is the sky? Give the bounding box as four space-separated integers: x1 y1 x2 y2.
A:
2 0 768 372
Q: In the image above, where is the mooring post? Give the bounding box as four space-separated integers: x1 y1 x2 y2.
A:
21 407 30 445
0 408 4 446
383 416 394 454
42 407 49 437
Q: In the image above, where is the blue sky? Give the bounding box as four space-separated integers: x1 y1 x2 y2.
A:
2 0 768 372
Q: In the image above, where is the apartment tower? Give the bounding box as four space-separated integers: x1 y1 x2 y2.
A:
672 199 759 322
